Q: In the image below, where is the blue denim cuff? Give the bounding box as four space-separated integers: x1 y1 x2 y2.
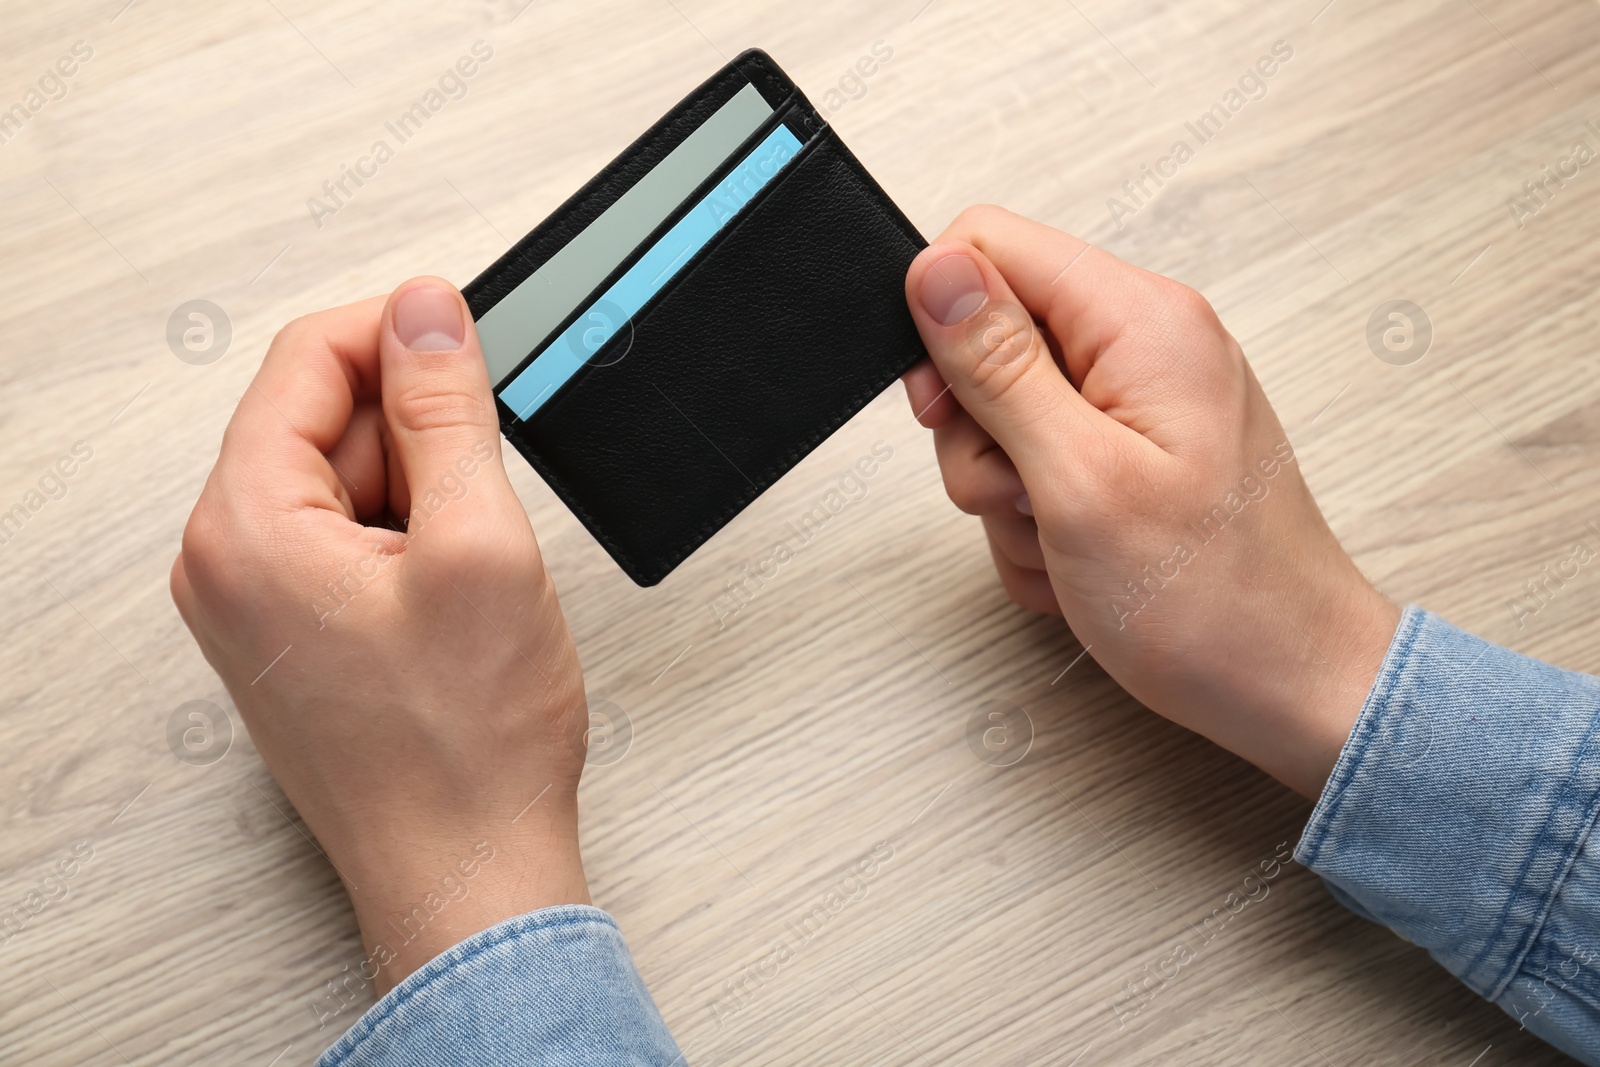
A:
319 904 682 1067
1297 605 1600 999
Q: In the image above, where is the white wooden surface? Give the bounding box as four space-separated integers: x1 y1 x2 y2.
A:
2 0 1598 1062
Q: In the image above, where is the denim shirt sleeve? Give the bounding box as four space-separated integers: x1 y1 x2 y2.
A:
1298 605 1600 1065
316 905 683 1066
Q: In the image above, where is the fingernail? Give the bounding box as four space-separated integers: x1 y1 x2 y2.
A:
395 284 464 352
1015 493 1033 517
920 254 988 326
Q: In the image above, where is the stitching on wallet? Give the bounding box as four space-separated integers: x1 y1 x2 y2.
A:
525 145 922 586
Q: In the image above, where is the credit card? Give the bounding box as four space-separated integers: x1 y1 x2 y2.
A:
479 82 789 409
496 121 804 419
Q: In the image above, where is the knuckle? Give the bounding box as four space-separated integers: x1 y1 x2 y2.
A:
1162 280 1219 326
389 379 490 436
961 322 1048 406
1004 575 1055 616
952 203 1008 233
268 313 318 355
179 504 224 580
992 317 1037 364
940 464 985 515
177 497 252 605
972 304 1034 355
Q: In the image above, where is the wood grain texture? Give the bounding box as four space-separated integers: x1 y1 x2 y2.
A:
1 0 1597 1062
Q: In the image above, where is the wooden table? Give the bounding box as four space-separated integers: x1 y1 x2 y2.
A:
3 0 1596 1062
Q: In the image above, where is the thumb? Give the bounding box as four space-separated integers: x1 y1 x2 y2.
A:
905 243 1110 487
379 277 520 544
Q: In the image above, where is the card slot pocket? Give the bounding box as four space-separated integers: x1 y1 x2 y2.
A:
507 132 925 585
492 97 817 424
507 116 827 424
466 60 767 317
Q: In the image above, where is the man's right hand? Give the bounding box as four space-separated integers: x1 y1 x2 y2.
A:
901 206 1400 798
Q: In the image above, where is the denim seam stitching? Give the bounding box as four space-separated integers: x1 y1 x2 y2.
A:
1491 787 1600 1001
1476 691 1600 998
1516 935 1600 1009
321 907 620 1066
1298 605 1425 868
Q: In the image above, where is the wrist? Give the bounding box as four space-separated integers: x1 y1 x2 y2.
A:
1232 555 1401 798
345 810 590 994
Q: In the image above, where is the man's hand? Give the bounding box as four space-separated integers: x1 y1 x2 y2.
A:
171 278 590 991
903 207 1400 797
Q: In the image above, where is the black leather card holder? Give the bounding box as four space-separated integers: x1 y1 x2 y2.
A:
463 49 927 586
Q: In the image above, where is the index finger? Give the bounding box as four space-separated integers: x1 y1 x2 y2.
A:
217 295 386 513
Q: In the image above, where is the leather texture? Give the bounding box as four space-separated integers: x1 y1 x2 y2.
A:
468 50 928 586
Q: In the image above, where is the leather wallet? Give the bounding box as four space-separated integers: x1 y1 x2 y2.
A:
463 48 927 586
